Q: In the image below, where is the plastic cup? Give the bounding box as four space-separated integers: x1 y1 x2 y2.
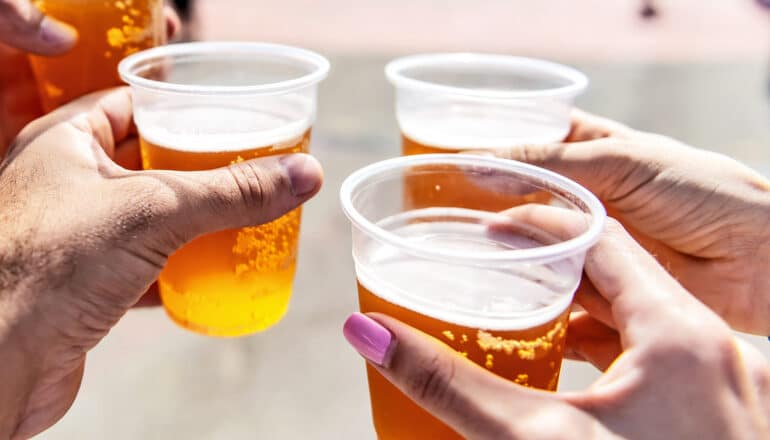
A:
340 154 605 440
386 53 588 213
119 42 329 337
386 53 588 153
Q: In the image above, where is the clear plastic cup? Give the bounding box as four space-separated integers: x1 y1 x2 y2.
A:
119 42 329 337
340 154 605 440
386 53 588 153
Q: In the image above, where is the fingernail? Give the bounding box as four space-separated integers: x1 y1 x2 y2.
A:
343 313 393 366
281 154 322 197
39 17 78 49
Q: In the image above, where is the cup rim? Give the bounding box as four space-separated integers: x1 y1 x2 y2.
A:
385 53 588 99
118 41 330 96
340 154 606 265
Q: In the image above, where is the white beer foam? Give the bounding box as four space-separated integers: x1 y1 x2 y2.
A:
137 104 311 152
355 210 577 330
399 105 569 150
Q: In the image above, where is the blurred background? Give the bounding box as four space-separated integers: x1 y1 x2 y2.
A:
39 1 769 439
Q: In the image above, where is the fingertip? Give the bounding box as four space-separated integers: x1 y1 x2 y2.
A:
343 312 395 367
163 5 182 41
567 108 633 141
280 153 323 198
95 87 134 143
37 16 78 55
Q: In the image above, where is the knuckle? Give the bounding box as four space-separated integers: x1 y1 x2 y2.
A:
405 354 458 409
595 218 634 252
753 364 770 395
226 162 269 212
703 333 744 371
0 0 15 15
643 338 700 371
2 0 44 32
519 143 553 164
113 178 180 243
645 330 738 374
119 190 162 234
736 343 770 393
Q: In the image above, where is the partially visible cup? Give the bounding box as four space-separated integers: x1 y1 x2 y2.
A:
120 42 329 337
387 53 588 153
387 54 587 211
29 0 166 111
340 154 605 440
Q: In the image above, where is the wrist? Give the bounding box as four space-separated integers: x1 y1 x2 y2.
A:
0 327 38 439
0 282 43 438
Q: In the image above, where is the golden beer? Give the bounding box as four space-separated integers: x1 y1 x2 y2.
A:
355 214 572 440
402 134 552 211
140 119 311 337
387 54 589 211
120 42 329 336
342 154 604 440
29 0 165 111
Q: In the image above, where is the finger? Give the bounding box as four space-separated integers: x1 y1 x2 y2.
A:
492 204 618 330
492 204 594 243
492 191 716 345
565 311 621 371
476 118 668 210
734 338 770 415
128 153 323 245
65 88 133 158
342 313 588 439
574 280 615 330
0 44 42 152
13 87 133 155
488 137 643 205
564 108 634 142
0 0 77 55
163 5 181 41
585 218 728 346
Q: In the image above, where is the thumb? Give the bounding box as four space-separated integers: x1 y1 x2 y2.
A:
131 153 323 245
0 0 77 55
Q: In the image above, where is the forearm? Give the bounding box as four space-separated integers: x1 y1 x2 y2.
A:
0 273 39 439
0 332 36 439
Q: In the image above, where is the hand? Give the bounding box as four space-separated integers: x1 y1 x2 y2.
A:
343 218 770 440
480 110 770 335
0 0 181 155
0 88 323 439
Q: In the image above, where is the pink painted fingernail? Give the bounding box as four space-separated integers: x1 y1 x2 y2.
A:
343 313 393 366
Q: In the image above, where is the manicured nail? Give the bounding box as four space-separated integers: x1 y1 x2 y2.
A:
343 313 393 366
281 154 322 197
39 17 78 49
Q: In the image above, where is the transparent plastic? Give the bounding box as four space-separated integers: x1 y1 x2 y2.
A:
119 42 329 337
386 53 588 150
341 154 605 439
